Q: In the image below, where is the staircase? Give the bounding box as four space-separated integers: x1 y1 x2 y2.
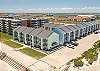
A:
0 50 30 71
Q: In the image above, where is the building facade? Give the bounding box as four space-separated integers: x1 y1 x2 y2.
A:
0 18 21 35
13 27 59 50
12 20 100 50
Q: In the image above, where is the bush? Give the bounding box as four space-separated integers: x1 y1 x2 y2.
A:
73 57 84 67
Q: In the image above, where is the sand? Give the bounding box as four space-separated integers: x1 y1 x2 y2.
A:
0 60 16 71
68 53 100 71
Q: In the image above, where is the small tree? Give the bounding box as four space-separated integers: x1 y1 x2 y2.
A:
73 57 84 67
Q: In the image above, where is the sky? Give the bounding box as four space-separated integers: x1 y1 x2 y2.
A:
0 0 100 12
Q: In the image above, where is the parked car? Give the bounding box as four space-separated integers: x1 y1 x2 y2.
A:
71 41 79 46
94 30 100 34
66 43 74 48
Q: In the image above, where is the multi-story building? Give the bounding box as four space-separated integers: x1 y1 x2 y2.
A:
21 18 48 28
31 18 48 28
13 26 59 50
12 21 100 51
43 21 100 45
21 19 32 27
0 18 21 35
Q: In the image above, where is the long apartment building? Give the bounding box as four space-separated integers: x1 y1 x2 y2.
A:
21 18 48 28
0 17 48 35
43 21 100 45
0 18 21 35
31 18 48 28
13 21 100 50
13 26 59 50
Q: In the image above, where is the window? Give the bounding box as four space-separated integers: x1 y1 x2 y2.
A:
52 42 58 46
43 43 48 47
43 39 48 42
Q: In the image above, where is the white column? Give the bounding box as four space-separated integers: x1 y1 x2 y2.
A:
78 30 80 38
18 32 20 42
74 31 76 40
69 33 70 42
41 38 43 50
32 36 34 47
13 31 14 40
25 34 27 44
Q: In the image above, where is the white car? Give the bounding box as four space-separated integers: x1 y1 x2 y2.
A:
94 30 100 34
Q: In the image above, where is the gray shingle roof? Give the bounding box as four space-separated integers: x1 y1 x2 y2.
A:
83 22 93 26
13 26 21 31
88 22 95 26
71 25 81 30
55 24 65 28
15 26 27 33
29 27 44 36
80 22 89 27
43 23 55 28
76 24 86 29
66 25 78 31
38 30 53 38
22 27 35 34
60 26 72 33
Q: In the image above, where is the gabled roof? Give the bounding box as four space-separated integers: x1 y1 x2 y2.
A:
80 22 89 27
13 26 21 31
76 24 86 29
55 24 65 28
15 26 27 33
43 23 56 28
22 27 35 34
90 21 99 25
71 25 82 30
88 22 95 26
60 26 72 33
29 27 44 36
83 22 93 26
38 30 53 38
66 25 78 31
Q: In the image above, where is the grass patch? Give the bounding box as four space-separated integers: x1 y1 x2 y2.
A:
82 48 98 65
20 48 46 59
94 40 100 49
4 40 23 48
0 32 23 48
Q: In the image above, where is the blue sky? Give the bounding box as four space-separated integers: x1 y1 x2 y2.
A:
0 0 100 9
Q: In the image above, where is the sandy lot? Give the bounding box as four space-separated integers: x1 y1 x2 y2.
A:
0 60 16 71
68 53 100 71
